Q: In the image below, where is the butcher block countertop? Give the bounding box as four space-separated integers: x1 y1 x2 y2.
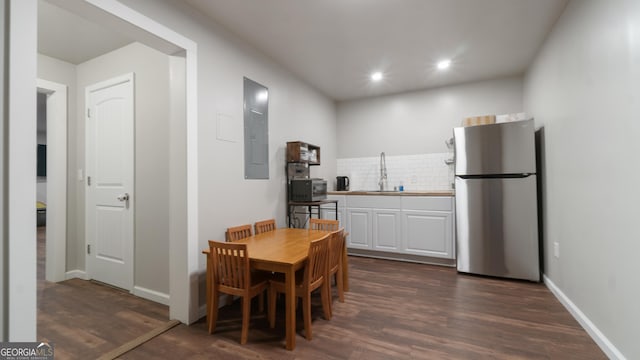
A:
328 190 455 196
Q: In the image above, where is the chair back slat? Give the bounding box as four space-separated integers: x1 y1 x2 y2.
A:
309 218 339 231
329 228 345 272
209 241 250 290
304 234 330 287
255 219 276 234
227 224 253 242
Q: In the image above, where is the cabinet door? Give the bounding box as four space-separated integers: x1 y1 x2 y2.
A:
401 210 453 258
372 209 401 252
320 207 344 229
346 208 371 249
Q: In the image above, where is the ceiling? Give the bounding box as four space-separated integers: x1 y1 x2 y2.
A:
38 0 134 65
38 0 569 101
184 0 568 101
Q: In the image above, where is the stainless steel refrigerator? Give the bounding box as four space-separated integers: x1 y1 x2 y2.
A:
453 119 540 282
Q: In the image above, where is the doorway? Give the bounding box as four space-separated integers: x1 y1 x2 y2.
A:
32 0 198 326
37 79 67 284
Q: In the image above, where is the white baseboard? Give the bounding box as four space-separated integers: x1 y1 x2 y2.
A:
65 270 88 280
132 286 170 306
543 274 626 360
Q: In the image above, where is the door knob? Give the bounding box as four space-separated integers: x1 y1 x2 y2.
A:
117 193 130 208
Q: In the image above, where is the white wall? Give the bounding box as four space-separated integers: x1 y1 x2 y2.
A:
524 0 640 358
6 0 37 341
0 0 6 341
76 42 171 296
336 76 523 158
37 54 78 270
118 0 338 289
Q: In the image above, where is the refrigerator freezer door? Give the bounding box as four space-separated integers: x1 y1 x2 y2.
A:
454 119 536 176
455 175 539 281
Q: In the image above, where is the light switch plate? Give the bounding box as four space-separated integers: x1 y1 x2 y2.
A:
553 242 560 258
77 169 83 181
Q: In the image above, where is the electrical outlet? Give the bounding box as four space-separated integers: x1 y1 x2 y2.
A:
553 242 560 258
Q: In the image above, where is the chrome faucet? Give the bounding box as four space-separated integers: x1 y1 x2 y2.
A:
378 152 388 191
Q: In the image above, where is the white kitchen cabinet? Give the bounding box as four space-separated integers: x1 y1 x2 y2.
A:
401 210 453 258
400 196 455 259
346 196 401 251
346 208 372 249
342 194 456 263
320 207 344 227
372 209 401 252
320 195 346 228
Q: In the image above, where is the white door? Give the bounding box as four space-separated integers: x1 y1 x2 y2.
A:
86 73 135 291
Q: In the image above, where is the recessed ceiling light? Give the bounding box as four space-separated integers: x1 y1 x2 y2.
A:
437 59 451 70
371 71 383 82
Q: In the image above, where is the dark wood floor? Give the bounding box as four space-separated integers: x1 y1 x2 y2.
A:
127 258 604 359
38 227 605 359
37 227 170 359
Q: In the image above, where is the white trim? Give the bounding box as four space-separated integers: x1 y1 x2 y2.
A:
7 0 37 341
86 0 195 50
185 41 199 324
132 286 170 306
543 275 626 360
82 0 199 324
37 79 67 283
65 270 89 281
0 0 5 342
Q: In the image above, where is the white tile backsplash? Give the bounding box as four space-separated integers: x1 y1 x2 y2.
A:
337 152 454 191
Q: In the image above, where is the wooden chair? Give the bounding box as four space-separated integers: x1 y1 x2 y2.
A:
309 218 339 231
207 240 268 344
327 228 346 315
226 224 253 242
268 234 331 340
254 219 276 235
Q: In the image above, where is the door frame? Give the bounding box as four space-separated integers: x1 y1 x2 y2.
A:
52 0 200 323
37 78 67 283
84 73 135 291
6 0 199 339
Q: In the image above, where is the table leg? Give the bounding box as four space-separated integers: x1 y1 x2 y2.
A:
285 266 296 350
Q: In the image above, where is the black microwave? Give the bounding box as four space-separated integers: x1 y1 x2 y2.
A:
289 178 327 202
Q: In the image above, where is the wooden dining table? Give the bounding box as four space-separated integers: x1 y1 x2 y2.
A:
203 228 349 350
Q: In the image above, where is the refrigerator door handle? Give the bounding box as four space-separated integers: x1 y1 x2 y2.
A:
457 173 534 180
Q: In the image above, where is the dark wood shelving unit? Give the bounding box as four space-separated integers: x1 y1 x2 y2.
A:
286 141 321 165
286 141 336 228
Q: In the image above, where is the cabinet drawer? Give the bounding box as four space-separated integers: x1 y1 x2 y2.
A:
347 195 401 209
401 196 452 211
